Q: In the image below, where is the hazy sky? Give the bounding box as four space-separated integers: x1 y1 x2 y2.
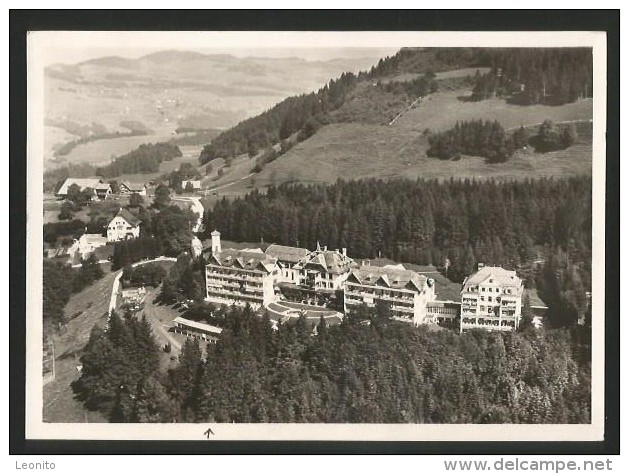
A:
45 47 400 66
31 31 409 66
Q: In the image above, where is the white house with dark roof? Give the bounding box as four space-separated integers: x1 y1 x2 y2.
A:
459 264 524 332
344 263 436 324
119 182 147 196
107 208 142 242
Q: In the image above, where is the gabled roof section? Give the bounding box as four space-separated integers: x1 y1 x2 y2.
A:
299 248 354 274
121 182 146 192
94 182 112 191
57 177 104 195
208 248 278 274
463 266 522 289
351 264 428 292
265 244 310 264
112 208 142 227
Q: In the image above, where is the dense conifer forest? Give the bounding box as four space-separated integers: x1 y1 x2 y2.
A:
427 120 517 162
470 48 592 105
95 142 182 178
73 305 591 424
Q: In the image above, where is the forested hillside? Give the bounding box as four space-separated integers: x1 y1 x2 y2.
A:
471 48 592 105
198 47 592 167
96 142 182 178
74 305 591 424
202 178 592 327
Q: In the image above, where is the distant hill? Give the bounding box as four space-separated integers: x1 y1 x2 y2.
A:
198 47 593 191
198 47 592 165
44 49 386 164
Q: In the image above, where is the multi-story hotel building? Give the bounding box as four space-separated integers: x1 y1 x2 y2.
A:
460 264 524 332
344 263 436 325
205 232 280 309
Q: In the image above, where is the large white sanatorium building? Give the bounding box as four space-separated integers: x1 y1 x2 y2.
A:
460 264 524 332
344 263 436 324
204 231 526 332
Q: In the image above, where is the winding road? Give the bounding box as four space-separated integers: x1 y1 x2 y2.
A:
172 196 204 233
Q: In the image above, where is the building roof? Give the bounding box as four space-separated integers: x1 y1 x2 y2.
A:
346 264 430 292
94 182 112 191
462 266 523 291
265 244 310 264
208 248 278 274
173 316 223 334
121 182 146 192
79 233 107 244
56 178 104 195
298 247 354 274
111 208 142 227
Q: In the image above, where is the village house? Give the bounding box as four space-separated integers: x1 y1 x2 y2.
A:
107 208 142 242
172 316 222 343
344 263 437 325
120 286 147 306
181 180 201 190
56 177 112 201
69 233 108 260
205 231 281 309
119 182 147 196
459 264 524 332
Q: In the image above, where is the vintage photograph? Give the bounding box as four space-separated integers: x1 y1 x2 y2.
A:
25 30 607 441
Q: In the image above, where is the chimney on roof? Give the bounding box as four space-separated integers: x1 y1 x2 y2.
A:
477 262 484 270
324 245 327 251
342 247 347 257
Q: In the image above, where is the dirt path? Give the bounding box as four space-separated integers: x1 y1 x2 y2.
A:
172 196 204 232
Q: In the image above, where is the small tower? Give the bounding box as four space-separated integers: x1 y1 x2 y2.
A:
211 230 221 255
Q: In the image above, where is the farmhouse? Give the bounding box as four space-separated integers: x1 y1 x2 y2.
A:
56 178 112 200
107 208 142 242
344 263 436 325
119 182 147 196
172 316 222 343
460 264 524 332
